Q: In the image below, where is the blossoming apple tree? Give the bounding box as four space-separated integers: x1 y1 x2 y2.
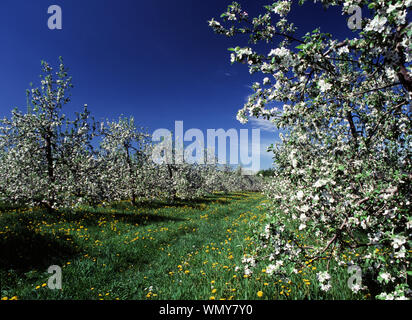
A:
99 117 151 205
0 58 100 211
209 0 411 299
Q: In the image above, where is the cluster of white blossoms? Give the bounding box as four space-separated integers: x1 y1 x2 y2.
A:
317 271 332 292
242 254 257 276
265 260 284 275
378 272 393 284
210 0 411 299
364 15 388 33
231 47 254 64
208 18 221 28
267 0 291 17
376 284 409 300
268 47 297 68
317 79 332 93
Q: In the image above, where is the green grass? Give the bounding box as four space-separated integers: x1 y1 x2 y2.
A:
0 192 368 300
1 192 267 300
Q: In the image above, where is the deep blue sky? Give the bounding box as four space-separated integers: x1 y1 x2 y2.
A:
0 0 356 170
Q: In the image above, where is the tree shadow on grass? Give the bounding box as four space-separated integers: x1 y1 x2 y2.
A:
0 229 82 273
59 209 186 227
64 192 247 226
0 192 249 273
108 193 245 211
111 222 200 274
0 209 185 274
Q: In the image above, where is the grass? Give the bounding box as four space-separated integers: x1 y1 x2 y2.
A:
1 192 265 300
0 192 370 300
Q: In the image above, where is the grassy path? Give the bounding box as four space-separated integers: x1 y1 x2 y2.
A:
1 192 268 300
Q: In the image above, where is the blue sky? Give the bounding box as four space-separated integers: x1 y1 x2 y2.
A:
0 0 357 170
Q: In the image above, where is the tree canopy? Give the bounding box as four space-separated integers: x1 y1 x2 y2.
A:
209 0 411 299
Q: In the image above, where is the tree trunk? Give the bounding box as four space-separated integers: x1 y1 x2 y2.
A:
125 144 137 206
45 132 55 213
167 164 177 201
346 111 358 146
395 25 412 94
